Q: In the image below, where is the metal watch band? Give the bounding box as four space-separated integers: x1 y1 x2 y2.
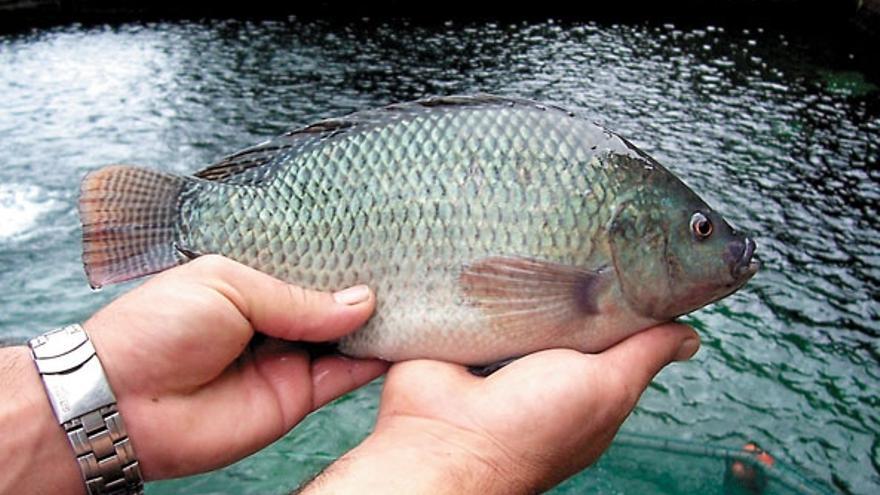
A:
64 404 143 495
29 324 144 495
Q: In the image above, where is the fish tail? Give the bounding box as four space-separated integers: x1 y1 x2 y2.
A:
78 165 189 289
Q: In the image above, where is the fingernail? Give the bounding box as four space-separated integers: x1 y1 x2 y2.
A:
333 285 370 305
674 337 700 361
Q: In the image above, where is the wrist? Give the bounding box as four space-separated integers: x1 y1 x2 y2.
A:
0 346 85 494
301 417 534 495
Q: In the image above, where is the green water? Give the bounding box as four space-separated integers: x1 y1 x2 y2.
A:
0 17 876 494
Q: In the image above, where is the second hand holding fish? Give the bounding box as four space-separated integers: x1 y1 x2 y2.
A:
301 322 699 494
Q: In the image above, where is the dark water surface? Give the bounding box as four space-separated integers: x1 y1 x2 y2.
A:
0 17 877 494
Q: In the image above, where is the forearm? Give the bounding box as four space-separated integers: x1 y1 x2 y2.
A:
0 346 84 495
298 418 532 495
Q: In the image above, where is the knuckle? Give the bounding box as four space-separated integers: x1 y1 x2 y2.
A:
284 282 318 311
284 284 332 333
284 283 304 308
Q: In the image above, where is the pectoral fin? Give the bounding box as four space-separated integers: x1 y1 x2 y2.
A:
459 256 611 337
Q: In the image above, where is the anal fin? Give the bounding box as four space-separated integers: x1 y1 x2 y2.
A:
468 356 521 377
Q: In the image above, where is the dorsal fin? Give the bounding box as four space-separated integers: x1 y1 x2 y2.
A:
283 118 356 137
193 95 572 185
194 120 362 185
194 142 290 183
276 95 538 141
406 94 576 117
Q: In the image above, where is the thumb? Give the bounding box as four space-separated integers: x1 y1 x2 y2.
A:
185 255 376 341
598 323 700 401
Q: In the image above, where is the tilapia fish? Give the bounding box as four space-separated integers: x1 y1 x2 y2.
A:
79 95 759 365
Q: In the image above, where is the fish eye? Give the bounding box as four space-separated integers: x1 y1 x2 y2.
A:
690 212 713 240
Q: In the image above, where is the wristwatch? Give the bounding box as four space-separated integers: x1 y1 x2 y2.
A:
28 324 144 495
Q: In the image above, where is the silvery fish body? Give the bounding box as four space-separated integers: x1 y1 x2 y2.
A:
79 95 759 365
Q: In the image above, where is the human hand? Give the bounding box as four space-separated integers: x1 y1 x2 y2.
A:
83 255 387 480
302 323 699 494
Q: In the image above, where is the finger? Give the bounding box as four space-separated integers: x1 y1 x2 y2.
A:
130 350 314 478
183 255 376 341
597 323 699 403
310 355 389 409
170 349 385 452
131 351 385 479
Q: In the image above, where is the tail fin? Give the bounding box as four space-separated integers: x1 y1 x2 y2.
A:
78 165 189 289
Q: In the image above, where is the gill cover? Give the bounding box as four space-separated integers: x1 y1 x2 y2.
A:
609 190 756 321
609 200 673 321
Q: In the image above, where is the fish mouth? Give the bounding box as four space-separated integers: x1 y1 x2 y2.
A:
731 237 759 280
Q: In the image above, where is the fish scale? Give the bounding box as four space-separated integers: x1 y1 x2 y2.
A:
78 95 758 365
182 103 619 359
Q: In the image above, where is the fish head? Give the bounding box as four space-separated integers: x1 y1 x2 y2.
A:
661 203 759 317
609 179 759 321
